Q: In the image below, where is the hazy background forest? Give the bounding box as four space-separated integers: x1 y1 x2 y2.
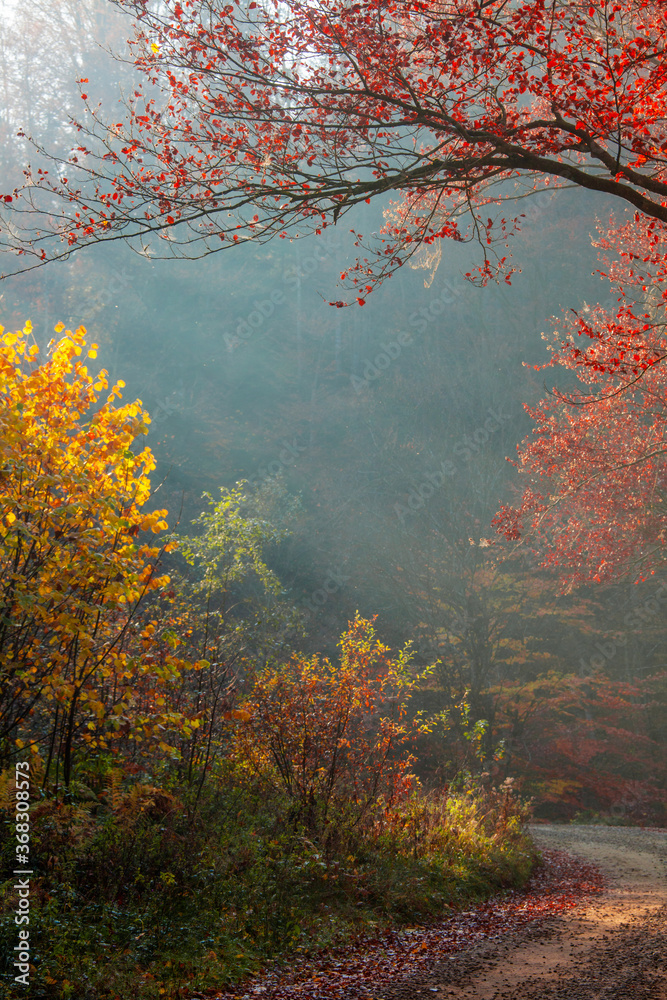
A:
0 0 665 819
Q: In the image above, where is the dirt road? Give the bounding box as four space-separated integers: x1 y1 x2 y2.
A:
383 825 667 1000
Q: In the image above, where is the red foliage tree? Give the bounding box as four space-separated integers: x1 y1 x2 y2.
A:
493 670 667 823
1 1 666 296
493 214 667 587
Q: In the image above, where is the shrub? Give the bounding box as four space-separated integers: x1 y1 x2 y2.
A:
230 614 431 840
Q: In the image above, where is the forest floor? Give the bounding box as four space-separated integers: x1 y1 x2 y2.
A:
215 825 667 1000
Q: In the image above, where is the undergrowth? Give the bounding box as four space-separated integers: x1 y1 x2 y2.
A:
0 770 536 1000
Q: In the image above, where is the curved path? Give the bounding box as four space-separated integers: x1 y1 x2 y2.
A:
381 825 667 1000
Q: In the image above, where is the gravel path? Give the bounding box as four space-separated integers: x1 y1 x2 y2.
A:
381 824 667 1000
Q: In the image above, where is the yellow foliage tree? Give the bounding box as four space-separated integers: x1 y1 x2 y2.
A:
0 320 189 790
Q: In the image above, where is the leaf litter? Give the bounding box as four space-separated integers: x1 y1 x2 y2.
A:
201 850 604 1000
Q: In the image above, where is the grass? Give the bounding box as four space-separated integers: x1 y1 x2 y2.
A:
0 772 537 1000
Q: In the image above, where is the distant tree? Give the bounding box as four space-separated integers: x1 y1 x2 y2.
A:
0 0 142 336
165 477 303 789
494 668 667 823
1 1 666 299
0 0 131 182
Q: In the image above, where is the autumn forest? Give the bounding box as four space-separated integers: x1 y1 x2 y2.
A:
0 1 665 997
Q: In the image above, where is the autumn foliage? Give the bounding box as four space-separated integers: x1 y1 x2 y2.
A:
490 668 667 822
231 614 429 836
493 215 667 587
2 1 667 298
0 321 199 788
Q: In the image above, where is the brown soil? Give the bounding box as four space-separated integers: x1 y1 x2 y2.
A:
380 825 667 1000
